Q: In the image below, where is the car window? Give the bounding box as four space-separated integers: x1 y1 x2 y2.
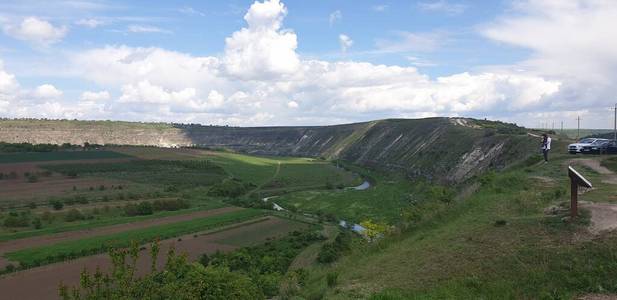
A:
579 138 594 143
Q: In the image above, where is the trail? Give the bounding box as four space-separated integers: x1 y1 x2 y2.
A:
569 158 617 184
567 158 617 234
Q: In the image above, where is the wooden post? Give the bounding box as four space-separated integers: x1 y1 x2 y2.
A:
570 176 578 217
568 166 592 218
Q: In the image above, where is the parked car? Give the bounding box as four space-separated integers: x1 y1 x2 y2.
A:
568 138 609 154
581 139 611 154
605 140 617 154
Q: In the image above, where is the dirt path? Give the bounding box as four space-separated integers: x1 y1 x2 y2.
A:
581 203 617 234
0 216 297 300
0 207 240 268
570 158 617 184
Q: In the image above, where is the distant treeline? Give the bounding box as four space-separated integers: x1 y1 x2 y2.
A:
0 142 80 153
0 142 112 153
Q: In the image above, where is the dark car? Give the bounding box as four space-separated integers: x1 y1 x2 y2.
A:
582 139 616 154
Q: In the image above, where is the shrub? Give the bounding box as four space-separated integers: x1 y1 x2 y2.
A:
124 202 153 216
4 215 30 227
27 202 37 209
199 253 210 266
64 209 85 222
49 199 64 210
32 217 42 229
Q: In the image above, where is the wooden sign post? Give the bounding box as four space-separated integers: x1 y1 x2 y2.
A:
568 165 592 217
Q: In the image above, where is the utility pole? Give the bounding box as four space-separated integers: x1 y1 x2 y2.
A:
561 121 564 135
613 103 616 141
577 116 581 140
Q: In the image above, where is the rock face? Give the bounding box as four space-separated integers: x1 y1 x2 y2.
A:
0 118 537 183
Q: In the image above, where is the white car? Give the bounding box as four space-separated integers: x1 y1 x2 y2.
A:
568 138 609 154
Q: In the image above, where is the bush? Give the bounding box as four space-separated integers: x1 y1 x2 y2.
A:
49 199 64 210
3 215 30 227
27 202 37 209
199 253 210 266
208 178 255 198
32 217 42 229
152 199 190 211
124 202 154 216
64 209 85 222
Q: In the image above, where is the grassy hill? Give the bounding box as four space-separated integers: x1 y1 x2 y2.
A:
0 118 538 183
294 147 617 299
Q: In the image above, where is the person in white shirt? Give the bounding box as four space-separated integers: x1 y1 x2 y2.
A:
542 133 551 162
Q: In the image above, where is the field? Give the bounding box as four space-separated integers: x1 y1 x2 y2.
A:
0 151 129 163
0 145 360 299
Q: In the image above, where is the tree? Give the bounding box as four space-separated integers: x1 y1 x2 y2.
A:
59 241 264 300
32 217 42 229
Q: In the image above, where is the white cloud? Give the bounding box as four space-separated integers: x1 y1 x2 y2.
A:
127 25 171 34
339 34 353 53
329 10 342 26
418 1 467 15
75 18 104 28
81 90 110 101
223 0 300 79
481 0 617 126
63 0 564 126
287 101 298 108
406 56 437 67
3 17 68 46
179 6 206 16
34 84 63 99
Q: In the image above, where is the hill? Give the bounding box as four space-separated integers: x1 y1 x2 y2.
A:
0 118 537 183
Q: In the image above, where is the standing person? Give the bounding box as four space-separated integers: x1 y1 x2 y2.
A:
541 133 551 162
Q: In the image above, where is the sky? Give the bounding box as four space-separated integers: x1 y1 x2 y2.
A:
0 0 615 128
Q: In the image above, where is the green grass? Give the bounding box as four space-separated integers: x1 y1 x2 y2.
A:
5 209 266 267
295 152 617 299
200 151 359 190
0 150 130 163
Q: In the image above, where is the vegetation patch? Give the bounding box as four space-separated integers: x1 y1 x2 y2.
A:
5 209 265 268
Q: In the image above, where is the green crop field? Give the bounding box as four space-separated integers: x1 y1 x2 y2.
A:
0 151 130 163
5 209 265 266
0 201 227 242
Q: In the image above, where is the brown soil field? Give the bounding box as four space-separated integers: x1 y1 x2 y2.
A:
109 147 204 160
0 158 135 202
0 216 307 300
0 176 126 202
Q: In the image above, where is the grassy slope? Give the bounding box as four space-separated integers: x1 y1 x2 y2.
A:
301 148 617 299
6 209 265 266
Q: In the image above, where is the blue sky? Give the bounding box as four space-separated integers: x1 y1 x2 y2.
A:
0 0 616 128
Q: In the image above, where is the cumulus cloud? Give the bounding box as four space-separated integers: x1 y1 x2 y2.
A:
223 0 299 79
62 0 564 126
372 5 388 12
481 0 617 125
287 101 298 108
3 17 67 45
81 91 111 101
34 84 63 99
339 34 353 53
